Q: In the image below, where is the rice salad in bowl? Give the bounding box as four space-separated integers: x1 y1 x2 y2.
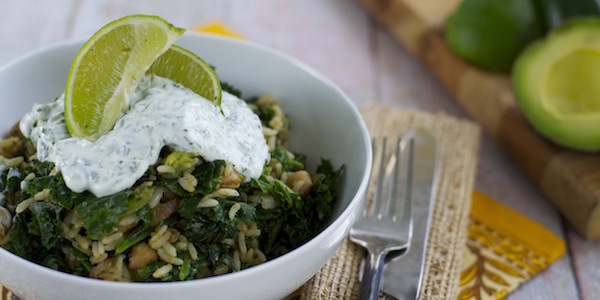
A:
0 15 371 300
0 84 342 282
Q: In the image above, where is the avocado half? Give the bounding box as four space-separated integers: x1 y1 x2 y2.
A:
513 18 600 151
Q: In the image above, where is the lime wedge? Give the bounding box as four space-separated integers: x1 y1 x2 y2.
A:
65 15 185 141
148 45 221 105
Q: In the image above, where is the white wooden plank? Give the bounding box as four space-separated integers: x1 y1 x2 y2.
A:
508 257 579 300
229 0 376 107
569 231 600 300
374 28 467 116
69 0 229 40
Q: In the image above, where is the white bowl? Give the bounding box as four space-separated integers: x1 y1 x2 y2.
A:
0 33 372 300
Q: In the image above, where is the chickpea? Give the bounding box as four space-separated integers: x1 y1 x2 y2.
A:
285 170 313 196
128 242 158 269
221 164 243 189
0 206 12 236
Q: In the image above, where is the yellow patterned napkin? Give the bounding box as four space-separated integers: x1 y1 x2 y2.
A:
459 190 566 299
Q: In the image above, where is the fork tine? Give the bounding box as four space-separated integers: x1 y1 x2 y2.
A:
370 137 387 218
361 137 378 218
392 133 414 237
376 137 399 219
387 137 403 221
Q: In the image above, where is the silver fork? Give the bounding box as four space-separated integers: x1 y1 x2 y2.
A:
350 133 415 300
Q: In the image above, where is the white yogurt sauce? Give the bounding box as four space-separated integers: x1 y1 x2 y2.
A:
20 75 270 197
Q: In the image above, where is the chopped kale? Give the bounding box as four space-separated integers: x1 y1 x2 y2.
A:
40 253 66 271
63 245 93 275
115 223 155 254
3 214 32 258
25 169 79 211
271 147 304 172
137 205 153 225
220 199 256 221
76 191 131 240
131 252 207 282
159 160 225 198
250 175 302 210
27 202 63 249
182 202 236 243
3 166 22 194
127 186 155 214
252 106 276 123
131 261 168 282
192 160 226 194
243 159 344 257
177 254 194 280
177 196 203 220
313 159 344 219
220 82 242 98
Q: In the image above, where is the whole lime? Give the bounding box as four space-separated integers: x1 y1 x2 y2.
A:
444 0 542 72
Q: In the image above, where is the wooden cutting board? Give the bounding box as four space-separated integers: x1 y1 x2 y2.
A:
360 0 600 239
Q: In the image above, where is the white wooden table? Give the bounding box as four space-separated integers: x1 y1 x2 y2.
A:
1 1 598 299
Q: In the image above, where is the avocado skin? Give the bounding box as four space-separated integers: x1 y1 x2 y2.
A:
513 18 600 151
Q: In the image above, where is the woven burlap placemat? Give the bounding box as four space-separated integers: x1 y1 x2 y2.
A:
298 104 481 300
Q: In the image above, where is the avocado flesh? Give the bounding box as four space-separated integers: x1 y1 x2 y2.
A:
513 18 600 151
543 49 600 117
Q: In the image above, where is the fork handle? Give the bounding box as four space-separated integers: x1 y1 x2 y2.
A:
359 249 387 300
